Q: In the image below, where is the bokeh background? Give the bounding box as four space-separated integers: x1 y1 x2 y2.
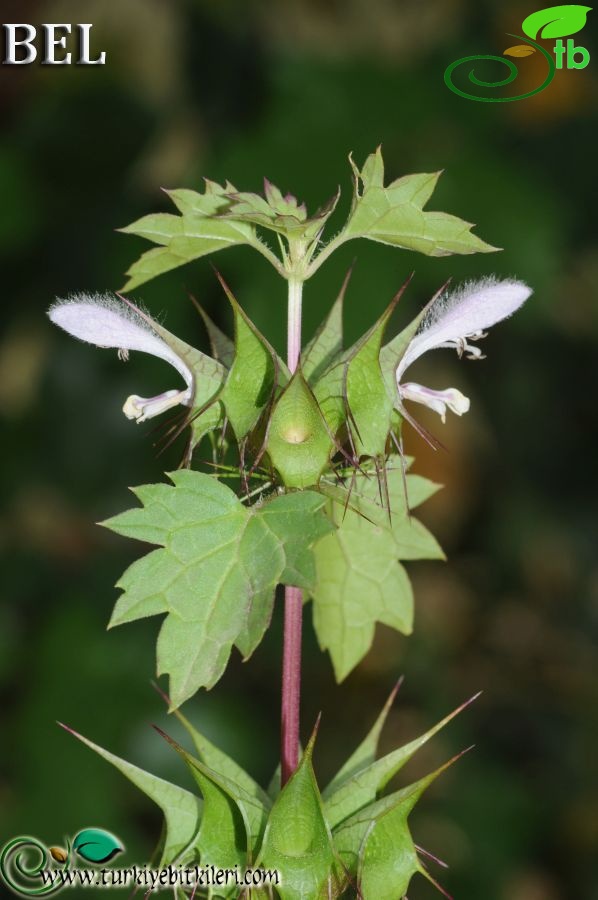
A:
1 1 597 898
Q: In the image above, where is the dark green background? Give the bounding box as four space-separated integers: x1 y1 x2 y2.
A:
1 2 597 898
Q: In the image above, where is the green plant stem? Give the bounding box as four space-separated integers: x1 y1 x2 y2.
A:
306 232 348 278
287 277 303 374
252 236 287 276
281 275 303 785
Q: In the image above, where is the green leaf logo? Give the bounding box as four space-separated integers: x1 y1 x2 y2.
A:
72 828 122 864
522 4 592 39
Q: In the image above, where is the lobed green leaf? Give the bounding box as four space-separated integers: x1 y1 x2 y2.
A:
341 147 499 257
311 466 443 681
120 179 259 291
103 471 333 707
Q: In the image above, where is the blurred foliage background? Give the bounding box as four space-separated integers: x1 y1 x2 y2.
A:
1 1 597 898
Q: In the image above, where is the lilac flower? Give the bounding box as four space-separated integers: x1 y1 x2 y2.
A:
48 294 194 422
396 277 532 422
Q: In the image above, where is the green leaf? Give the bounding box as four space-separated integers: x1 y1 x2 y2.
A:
266 371 334 488
223 180 339 242
311 503 414 682
122 222 256 293
258 490 336 589
120 212 182 245
219 281 280 440
72 828 122 864
156 728 269 870
302 272 347 384
323 697 474 828
323 681 401 798
258 729 340 899
120 246 183 292
312 467 443 682
234 491 334 661
103 471 331 706
522 4 591 39
166 180 238 217
62 725 201 866
321 466 444 552
342 147 498 257
120 179 259 291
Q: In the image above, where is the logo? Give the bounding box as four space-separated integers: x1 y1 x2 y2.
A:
1 24 106 66
0 829 122 896
444 4 591 101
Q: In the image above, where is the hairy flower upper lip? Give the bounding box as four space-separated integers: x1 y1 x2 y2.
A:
48 294 194 422
396 277 532 423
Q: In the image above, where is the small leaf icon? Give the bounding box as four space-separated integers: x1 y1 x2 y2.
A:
504 44 537 56
73 828 122 864
522 4 592 40
49 847 68 863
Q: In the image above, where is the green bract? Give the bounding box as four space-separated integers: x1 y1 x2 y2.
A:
64 688 473 898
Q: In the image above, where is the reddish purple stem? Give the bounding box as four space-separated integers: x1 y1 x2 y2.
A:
281 585 303 785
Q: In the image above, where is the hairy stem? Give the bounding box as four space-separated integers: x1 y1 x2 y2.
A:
306 232 349 279
281 276 303 785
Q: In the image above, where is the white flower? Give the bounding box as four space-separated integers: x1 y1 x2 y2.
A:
396 277 532 424
48 294 194 422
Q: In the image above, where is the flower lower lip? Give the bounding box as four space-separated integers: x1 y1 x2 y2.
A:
400 382 470 423
123 389 190 423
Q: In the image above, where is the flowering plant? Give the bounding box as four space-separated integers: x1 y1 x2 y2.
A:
48 148 530 899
